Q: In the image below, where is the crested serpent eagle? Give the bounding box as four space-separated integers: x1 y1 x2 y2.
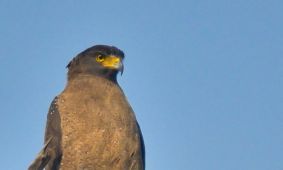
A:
28 45 145 170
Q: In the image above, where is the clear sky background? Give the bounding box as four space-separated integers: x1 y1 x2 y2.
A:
0 0 282 170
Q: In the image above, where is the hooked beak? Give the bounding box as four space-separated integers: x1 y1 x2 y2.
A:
101 55 124 75
119 61 124 75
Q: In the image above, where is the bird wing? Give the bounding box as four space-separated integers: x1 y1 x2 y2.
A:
28 137 53 170
137 122 146 169
28 97 62 170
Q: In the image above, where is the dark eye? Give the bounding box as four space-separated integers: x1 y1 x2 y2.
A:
96 54 105 62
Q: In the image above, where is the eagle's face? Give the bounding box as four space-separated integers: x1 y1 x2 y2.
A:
67 45 125 82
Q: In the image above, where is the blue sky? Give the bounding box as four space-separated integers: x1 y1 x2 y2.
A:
0 0 282 169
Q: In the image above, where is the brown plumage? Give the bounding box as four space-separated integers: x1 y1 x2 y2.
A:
28 45 145 170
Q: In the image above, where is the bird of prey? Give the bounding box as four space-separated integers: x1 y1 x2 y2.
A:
28 45 145 170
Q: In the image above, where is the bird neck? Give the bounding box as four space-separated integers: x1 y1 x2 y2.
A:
66 74 120 91
67 71 118 84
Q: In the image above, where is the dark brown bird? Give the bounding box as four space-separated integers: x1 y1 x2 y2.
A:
28 45 145 170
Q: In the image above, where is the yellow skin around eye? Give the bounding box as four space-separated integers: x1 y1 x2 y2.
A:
96 55 105 62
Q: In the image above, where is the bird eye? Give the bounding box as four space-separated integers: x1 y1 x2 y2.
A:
96 55 105 62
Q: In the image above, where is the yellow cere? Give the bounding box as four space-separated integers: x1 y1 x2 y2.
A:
101 55 121 69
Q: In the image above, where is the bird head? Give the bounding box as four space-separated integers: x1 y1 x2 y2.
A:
67 45 125 82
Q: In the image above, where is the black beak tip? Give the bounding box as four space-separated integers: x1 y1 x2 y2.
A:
120 65 124 76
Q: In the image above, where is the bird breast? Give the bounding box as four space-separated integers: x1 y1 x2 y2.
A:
56 76 141 169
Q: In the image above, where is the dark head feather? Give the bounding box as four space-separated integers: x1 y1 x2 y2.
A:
66 45 125 82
